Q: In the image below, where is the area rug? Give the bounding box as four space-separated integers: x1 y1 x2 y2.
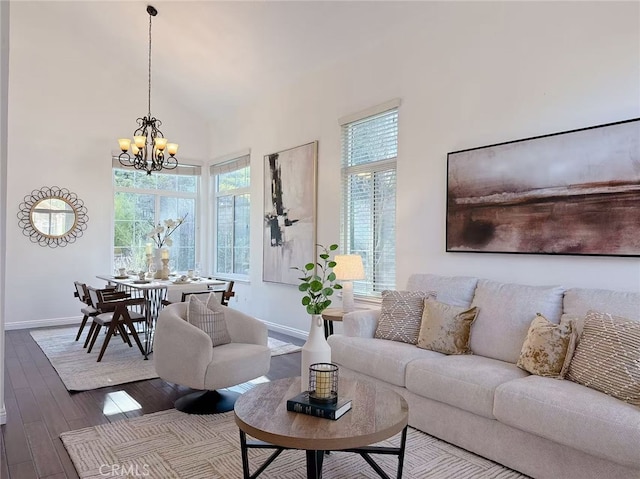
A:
30 326 158 392
268 336 301 356
31 327 301 392
60 409 527 479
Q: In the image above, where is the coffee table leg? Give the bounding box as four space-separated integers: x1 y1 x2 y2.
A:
396 426 408 479
306 450 325 479
239 430 251 479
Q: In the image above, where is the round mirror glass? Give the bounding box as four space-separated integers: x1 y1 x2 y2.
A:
18 186 89 247
30 198 77 238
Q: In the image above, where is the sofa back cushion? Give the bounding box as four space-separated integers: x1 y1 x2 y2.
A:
469 280 565 363
406 274 478 307
563 287 640 321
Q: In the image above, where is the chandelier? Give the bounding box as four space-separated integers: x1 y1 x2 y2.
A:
117 5 178 175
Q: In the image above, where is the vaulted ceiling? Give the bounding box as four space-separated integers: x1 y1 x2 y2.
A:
35 1 430 123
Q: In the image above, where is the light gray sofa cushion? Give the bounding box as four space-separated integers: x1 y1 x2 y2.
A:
494 375 640 468
407 274 478 307
469 280 565 363
328 335 443 387
405 355 528 419
562 287 640 321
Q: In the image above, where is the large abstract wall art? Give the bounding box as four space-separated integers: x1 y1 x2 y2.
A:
263 141 317 284
446 118 640 256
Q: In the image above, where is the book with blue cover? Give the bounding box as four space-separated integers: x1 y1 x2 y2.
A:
286 391 352 420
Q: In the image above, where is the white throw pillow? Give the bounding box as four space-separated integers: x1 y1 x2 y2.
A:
186 293 231 347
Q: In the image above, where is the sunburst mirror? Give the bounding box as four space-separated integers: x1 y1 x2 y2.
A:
17 186 89 247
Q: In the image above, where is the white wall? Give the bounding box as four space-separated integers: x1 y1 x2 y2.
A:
5 3 211 329
0 0 10 424
209 2 640 336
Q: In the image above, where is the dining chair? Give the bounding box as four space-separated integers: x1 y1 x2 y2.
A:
213 279 235 306
85 286 147 362
73 281 117 342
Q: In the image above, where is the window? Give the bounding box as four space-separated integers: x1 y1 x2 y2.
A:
113 164 200 273
211 154 250 276
340 100 399 297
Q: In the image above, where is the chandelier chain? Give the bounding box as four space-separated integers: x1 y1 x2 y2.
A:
147 12 152 118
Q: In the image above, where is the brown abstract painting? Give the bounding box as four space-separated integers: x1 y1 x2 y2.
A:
446 118 640 256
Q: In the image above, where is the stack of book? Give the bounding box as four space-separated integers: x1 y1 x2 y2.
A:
286 391 352 420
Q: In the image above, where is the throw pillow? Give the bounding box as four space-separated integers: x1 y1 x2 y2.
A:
374 290 436 344
417 298 478 354
186 293 231 347
516 313 577 378
567 310 640 406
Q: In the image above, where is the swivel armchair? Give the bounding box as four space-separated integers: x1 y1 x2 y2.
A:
154 301 271 414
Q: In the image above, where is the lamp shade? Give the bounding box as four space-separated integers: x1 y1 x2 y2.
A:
333 255 365 281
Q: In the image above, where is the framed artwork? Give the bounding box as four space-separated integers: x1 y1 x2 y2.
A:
446 118 640 256
263 141 318 284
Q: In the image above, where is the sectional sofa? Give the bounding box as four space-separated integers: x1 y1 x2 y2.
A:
327 274 640 479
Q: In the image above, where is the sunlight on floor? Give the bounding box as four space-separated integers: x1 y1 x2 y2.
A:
226 375 271 394
102 391 143 415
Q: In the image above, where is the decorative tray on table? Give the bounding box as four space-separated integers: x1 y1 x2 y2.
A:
133 280 151 284
113 275 130 279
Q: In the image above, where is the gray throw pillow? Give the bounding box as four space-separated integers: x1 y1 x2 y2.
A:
374 290 436 344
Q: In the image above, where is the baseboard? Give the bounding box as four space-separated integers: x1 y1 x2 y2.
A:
5 315 81 331
262 320 308 341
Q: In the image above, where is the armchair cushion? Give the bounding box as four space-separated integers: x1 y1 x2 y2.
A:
186 293 231 347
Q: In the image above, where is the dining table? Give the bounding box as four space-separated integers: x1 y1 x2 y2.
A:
96 274 226 359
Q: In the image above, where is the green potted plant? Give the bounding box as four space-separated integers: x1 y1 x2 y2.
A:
292 243 343 314
292 243 343 391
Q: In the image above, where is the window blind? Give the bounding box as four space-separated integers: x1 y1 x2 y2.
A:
341 105 398 297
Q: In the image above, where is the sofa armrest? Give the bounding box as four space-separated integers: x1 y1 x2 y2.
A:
223 306 268 346
343 308 380 338
154 303 213 390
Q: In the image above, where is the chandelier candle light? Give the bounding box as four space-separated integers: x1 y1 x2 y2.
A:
333 254 365 313
117 5 179 175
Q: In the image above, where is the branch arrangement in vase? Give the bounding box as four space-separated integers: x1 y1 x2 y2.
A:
292 243 343 314
147 214 188 248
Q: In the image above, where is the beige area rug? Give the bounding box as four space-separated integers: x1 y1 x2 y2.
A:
31 327 301 392
30 326 158 392
60 409 527 479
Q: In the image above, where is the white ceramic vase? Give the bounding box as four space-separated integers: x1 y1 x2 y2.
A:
300 314 331 392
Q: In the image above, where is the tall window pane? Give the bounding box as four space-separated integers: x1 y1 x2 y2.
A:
113 166 199 273
212 155 251 277
341 105 398 297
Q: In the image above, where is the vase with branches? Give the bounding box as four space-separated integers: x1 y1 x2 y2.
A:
148 214 188 249
292 243 343 391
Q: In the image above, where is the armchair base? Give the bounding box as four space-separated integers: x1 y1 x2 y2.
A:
175 389 240 415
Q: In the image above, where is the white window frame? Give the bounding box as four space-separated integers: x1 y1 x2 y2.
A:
210 152 251 279
112 161 201 273
339 99 400 298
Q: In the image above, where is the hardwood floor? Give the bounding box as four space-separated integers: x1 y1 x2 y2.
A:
1 327 304 479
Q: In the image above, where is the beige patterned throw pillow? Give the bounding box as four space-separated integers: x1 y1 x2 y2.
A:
567 310 640 406
517 314 577 378
417 298 478 354
186 293 231 347
375 290 436 344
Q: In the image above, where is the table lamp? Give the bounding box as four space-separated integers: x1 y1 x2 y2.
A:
333 254 365 312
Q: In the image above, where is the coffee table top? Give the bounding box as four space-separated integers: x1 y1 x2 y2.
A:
234 376 408 451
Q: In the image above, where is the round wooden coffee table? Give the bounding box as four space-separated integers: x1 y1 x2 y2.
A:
234 376 409 479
